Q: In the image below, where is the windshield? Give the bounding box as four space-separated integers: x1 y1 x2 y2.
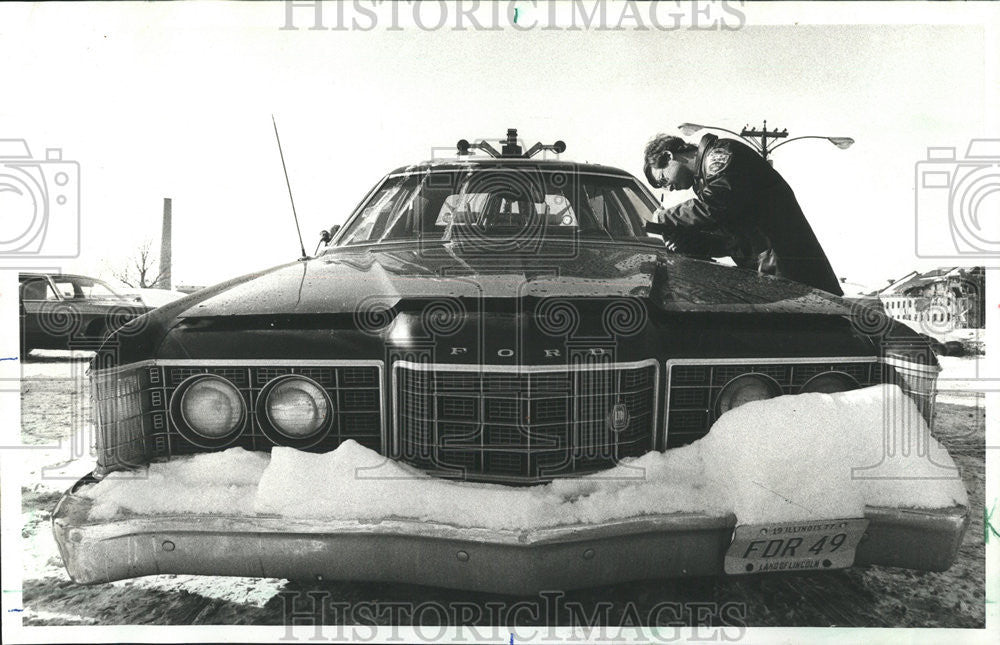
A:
336 170 657 246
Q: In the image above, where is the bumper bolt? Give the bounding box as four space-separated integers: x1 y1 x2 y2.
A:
457 551 469 562
582 548 595 560
69 530 83 543
162 540 175 552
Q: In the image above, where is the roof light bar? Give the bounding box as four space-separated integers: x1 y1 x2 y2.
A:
455 128 567 159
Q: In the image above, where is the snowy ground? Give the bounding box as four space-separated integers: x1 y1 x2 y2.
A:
893 323 985 346
9 354 987 628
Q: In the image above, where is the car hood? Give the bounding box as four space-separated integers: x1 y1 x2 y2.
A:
175 243 853 318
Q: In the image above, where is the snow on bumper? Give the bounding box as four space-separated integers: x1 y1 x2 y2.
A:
53 485 969 595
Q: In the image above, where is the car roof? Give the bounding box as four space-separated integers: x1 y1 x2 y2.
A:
385 158 635 177
19 272 102 281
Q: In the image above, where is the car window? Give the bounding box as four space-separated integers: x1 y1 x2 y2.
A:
620 185 659 224
20 278 56 301
51 280 77 299
44 277 127 300
434 193 576 226
337 170 651 245
338 177 423 246
76 279 120 299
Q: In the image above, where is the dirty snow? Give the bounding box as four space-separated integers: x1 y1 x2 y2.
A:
79 385 967 528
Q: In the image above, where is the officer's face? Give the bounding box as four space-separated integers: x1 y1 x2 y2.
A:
653 159 694 191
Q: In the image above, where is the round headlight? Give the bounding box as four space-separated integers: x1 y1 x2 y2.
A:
178 375 245 438
264 376 331 438
715 373 782 415
800 371 861 394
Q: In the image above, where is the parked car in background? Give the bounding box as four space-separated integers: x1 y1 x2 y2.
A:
18 272 152 354
52 130 968 593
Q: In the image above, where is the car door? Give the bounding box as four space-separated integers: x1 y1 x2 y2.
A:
50 276 107 339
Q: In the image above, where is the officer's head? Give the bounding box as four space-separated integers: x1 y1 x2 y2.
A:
644 135 698 191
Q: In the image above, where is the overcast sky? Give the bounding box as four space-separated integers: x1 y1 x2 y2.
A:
1 2 997 292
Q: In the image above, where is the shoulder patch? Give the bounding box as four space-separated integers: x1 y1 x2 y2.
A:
704 147 733 177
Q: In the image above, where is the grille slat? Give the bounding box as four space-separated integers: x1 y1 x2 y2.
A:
396 363 657 482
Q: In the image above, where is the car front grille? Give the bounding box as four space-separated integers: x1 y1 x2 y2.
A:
665 359 880 448
93 356 912 479
93 361 383 474
393 360 658 483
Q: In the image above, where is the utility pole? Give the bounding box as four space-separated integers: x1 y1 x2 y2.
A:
739 120 788 161
679 121 854 165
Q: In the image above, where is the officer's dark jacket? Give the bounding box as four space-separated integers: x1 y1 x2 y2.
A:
657 134 844 296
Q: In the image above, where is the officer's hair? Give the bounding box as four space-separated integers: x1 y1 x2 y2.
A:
643 135 697 187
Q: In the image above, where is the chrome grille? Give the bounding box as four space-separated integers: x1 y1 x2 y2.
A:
666 359 880 448
394 361 658 483
93 370 146 472
93 361 383 474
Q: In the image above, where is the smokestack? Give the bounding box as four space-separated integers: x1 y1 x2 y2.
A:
159 197 172 289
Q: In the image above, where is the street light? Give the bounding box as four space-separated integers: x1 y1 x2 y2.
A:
678 121 854 161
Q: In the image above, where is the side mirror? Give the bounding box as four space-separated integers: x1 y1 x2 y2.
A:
318 225 341 246
314 225 342 256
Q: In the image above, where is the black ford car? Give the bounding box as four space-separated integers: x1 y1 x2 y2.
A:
52 131 968 593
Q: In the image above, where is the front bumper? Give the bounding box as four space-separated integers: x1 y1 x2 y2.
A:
53 485 969 595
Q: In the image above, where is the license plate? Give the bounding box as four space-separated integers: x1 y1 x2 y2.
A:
724 518 869 575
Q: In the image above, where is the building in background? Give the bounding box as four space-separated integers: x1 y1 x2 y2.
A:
874 267 985 330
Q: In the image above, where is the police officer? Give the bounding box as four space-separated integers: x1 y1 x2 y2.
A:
643 133 844 296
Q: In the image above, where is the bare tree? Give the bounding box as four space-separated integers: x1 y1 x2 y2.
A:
110 239 170 289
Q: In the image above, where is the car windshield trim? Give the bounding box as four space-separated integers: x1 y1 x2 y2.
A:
384 168 635 180
322 237 666 253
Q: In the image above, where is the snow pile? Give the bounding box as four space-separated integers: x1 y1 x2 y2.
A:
696 384 967 523
81 448 270 520
252 439 718 529
81 385 968 527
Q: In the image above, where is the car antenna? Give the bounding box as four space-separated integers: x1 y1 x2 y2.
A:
271 114 309 260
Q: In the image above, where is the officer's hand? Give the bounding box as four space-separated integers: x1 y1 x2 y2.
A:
651 207 669 224
668 229 714 259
